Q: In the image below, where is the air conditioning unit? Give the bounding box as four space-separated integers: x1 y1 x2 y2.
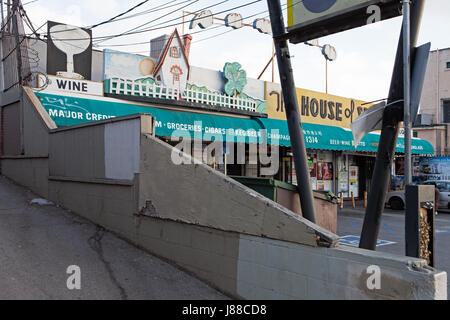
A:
416 114 433 126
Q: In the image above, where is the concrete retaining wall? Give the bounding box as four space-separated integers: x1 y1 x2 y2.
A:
138 134 336 247
0 88 55 197
1 157 49 198
1 101 21 156
132 217 446 299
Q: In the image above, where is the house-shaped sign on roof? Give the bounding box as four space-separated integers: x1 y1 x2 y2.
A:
154 28 190 94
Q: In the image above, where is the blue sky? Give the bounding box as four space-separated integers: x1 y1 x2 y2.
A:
19 0 450 102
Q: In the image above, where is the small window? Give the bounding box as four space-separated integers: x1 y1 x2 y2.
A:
170 47 179 58
444 100 450 123
447 62 450 69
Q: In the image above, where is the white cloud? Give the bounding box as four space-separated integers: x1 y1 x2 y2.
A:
110 53 140 69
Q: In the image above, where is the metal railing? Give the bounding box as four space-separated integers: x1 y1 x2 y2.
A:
106 78 258 113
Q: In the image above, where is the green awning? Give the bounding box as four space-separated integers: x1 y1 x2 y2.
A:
36 92 267 144
35 92 434 154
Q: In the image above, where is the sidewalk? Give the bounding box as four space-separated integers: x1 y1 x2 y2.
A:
338 200 368 215
0 175 227 300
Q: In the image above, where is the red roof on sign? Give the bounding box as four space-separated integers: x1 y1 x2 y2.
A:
154 28 190 79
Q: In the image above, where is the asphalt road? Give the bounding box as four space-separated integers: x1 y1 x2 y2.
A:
0 176 228 300
338 205 450 298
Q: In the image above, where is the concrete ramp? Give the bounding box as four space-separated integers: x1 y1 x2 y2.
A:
0 87 447 299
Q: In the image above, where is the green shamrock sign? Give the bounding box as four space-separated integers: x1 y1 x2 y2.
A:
223 62 247 96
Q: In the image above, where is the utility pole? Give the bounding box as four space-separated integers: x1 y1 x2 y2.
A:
403 0 412 186
11 0 22 87
0 0 4 92
267 0 316 223
7 0 11 32
1 0 4 28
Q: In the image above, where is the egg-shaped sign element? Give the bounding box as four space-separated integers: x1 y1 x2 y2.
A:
322 44 337 61
225 13 243 29
253 18 272 35
190 10 214 29
140 58 155 76
303 0 337 13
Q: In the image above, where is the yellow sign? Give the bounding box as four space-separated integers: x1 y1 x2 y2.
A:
265 81 372 129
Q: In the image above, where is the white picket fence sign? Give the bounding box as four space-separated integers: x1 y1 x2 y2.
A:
108 78 258 113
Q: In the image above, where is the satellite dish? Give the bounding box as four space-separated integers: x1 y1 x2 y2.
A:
49 24 91 79
321 44 337 61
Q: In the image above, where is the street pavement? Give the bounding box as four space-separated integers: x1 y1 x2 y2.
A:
0 175 228 300
338 203 450 298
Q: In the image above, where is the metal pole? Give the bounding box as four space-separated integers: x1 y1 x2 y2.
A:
12 1 21 86
403 0 412 186
1 0 4 29
359 0 425 250
0 0 4 92
182 11 185 35
267 0 316 223
272 41 275 83
7 0 11 32
325 58 328 94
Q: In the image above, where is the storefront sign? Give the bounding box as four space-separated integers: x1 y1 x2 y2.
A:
33 91 434 154
265 82 371 128
39 75 104 97
286 0 401 43
288 0 372 26
419 157 450 181
47 21 92 80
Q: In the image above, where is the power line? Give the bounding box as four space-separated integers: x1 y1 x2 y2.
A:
26 0 190 36
122 7 272 54
120 0 299 55
95 0 185 25
23 0 303 54
38 0 261 42
173 0 304 45
88 0 150 29
93 0 203 45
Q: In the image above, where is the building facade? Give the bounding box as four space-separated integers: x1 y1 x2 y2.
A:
1 23 434 200
414 47 450 156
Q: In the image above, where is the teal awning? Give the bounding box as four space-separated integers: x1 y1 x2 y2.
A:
260 118 434 155
35 92 434 155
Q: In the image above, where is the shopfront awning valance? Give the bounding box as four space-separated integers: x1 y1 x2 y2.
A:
258 118 434 155
35 92 434 155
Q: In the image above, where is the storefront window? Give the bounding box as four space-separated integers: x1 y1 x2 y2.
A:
348 155 359 198
338 154 349 198
307 153 316 189
316 152 333 192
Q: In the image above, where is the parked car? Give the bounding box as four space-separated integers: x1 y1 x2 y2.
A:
385 180 450 211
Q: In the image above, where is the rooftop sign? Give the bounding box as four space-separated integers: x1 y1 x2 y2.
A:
286 0 402 43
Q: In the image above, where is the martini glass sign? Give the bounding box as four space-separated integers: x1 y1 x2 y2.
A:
49 24 91 80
